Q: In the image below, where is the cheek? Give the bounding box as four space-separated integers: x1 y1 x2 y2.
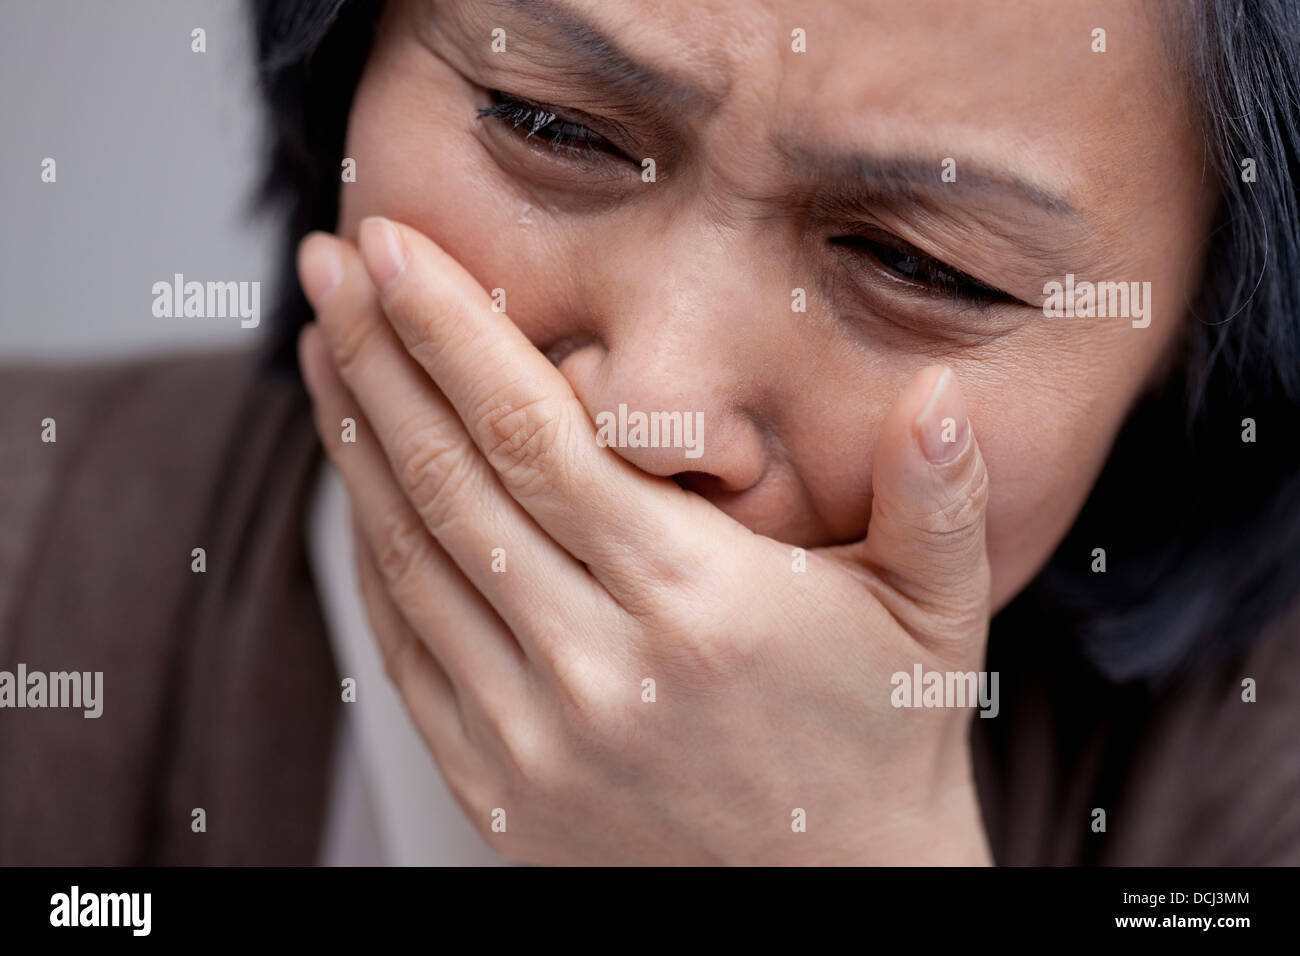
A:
785 361 1135 611
336 36 578 346
963 315 1183 610
972 391 1119 611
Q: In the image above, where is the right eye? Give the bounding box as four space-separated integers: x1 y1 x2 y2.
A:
477 90 627 161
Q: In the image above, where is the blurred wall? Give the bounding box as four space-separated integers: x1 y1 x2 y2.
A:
0 0 276 360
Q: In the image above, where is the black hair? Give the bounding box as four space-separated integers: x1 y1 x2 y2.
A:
248 0 1300 685
1009 0 1300 683
249 0 384 373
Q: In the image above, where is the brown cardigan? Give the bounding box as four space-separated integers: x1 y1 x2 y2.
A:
1 349 1297 865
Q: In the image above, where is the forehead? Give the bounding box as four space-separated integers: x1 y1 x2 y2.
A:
455 0 1184 208
524 0 1174 110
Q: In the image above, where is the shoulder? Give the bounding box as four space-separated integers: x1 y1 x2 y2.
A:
0 347 280 490
0 345 321 605
0 348 333 864
0 346 298 447
0 349 307 612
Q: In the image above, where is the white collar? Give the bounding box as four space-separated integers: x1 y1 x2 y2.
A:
307 461 508 865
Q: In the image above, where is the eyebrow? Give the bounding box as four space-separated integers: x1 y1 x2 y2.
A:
781 146 1103 278
479 0 1090 265
490 0 721 112
782 149 1079 218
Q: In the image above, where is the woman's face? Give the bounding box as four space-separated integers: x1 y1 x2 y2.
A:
339 0 1216 611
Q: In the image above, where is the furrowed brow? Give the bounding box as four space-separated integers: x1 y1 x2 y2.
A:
489 0 722 112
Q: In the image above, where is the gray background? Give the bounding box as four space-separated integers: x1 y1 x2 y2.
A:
0 0 275 360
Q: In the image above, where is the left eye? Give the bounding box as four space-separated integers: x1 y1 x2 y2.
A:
831 232 1019 306
477 91 624 160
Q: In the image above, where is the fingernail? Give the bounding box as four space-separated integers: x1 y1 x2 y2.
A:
297 233 344 309
915 368 969 464
359 216 407 290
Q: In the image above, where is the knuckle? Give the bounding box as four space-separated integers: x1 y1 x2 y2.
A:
597 554 672 619
407 309 459 367
604 533 706 610
907 457 990 541
380 630 421 689
391 421 476 536
328 313 381 381
477 388 570 495
373 505 433 595
626 567 755 686
648 618 753 690
941 461 990 534
550 646 625 746
404 340 455 408
497 716 551 793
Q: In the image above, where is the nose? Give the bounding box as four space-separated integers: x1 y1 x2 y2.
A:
562 335 767 495
557 227 776 498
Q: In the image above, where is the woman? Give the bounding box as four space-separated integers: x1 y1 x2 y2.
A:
1 0 1297 864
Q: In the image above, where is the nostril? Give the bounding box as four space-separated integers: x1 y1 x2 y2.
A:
542 334 597 368
672 470 726 496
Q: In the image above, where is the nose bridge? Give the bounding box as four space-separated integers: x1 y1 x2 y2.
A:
608 212 794 415
617 214 775 372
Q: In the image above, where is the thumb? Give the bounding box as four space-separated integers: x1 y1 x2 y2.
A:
852 365 991 634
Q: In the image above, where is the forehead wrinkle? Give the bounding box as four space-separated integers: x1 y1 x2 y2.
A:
490 0 728 111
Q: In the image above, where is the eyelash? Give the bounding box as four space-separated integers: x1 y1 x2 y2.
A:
478 90 1017 310
477 91 624 159
831 234 1019 308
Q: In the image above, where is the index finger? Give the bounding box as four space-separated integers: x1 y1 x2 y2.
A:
355 215 702 580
